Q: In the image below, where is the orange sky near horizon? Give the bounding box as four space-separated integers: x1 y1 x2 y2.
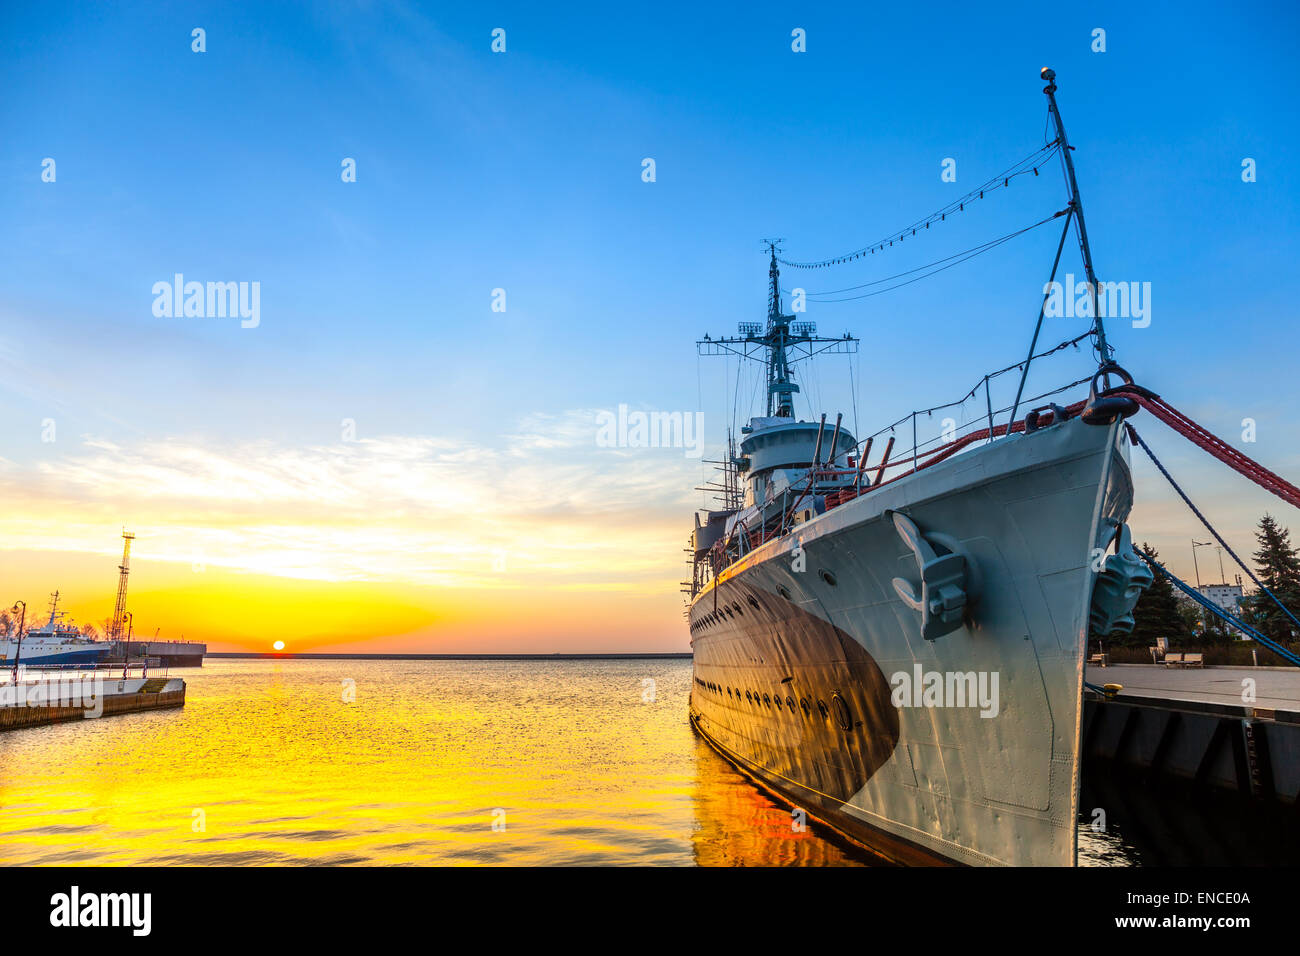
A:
0 414 703 654
0 549 690 654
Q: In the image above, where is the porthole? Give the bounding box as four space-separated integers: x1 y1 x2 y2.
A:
747 596 760 610
819 569 838 587
762 693 771 707
745 690 752 703
800 697 811 716
786 696 796 711
831 693 853 732
774 695 783 711
817 699 829 720
776 585 791 600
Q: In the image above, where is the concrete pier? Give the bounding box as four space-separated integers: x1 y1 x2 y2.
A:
1083 664 1300 804
1086 663 1300 711
0 675 185 732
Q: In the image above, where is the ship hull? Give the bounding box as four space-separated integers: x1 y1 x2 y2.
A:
688 415 1133 866
0 644 112 666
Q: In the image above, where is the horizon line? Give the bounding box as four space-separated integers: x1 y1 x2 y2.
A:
205 652 694 661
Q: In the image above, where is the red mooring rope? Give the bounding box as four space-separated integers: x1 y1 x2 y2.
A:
1115 389 1300 511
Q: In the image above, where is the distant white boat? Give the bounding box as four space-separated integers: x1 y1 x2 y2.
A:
1 591 112 668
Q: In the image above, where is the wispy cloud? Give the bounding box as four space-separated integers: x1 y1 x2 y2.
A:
0 413 700 591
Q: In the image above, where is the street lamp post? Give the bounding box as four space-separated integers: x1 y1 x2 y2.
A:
9 601 26 683
1192 540 1215 589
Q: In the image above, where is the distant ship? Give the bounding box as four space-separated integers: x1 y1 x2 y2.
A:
1 591 112 667
686 69 1152 866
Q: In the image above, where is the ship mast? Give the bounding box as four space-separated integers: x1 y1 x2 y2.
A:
46 590 61 628
1041 67 1112 367
698 242 857 420
764 243 798 417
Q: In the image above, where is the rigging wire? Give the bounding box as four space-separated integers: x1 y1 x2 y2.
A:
730 352 743 446
1130 425 1300 635
696 350 707 508
852 332 1092 448
776 140 1061 270
787 208 1069 303
849 349 859 447
785 208 1069 299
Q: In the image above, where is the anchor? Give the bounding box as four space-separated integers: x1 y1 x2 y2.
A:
887 510 971 641
1089 519 1153 636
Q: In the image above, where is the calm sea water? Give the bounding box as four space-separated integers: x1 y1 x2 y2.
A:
0 658 1264 866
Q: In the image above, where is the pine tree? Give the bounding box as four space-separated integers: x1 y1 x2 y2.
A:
1123 544 1193 647
1244 514 1300 644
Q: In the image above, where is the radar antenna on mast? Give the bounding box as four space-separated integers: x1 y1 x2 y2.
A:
698 241 858 419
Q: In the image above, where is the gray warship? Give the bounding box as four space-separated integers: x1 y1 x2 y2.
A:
685 69 1152 866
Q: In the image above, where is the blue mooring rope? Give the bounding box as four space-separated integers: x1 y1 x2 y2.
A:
1137 553 1300 668
1129 424 1300 636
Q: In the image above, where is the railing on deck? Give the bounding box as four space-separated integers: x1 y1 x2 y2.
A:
688 327 1102 597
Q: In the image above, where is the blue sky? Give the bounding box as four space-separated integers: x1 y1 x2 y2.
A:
1 1 1297 648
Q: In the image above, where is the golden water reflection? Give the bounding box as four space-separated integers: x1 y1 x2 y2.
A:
0 658 1126 866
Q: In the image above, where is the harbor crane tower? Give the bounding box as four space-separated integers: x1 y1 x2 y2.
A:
109 529 134 640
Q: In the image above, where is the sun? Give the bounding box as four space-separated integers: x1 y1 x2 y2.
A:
272 640 285 651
